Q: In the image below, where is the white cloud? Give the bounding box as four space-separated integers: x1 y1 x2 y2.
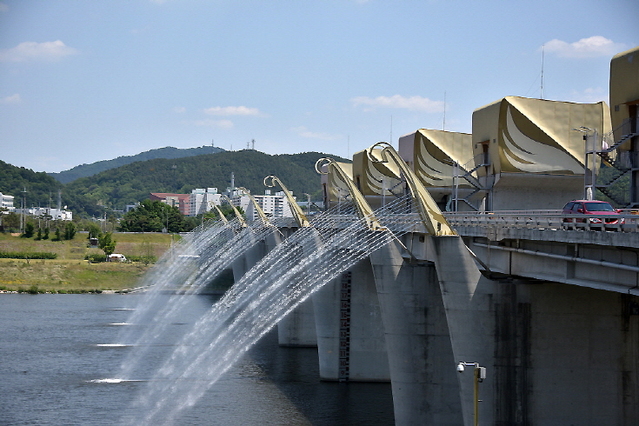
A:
0 40 78 63
351 95 444 113
191 118 234 129
1 93 21 104
543 36 626 59
291 126 341 141
203 106 263 116
173 106 186 113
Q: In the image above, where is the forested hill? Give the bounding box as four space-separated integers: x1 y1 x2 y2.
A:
0 160 110 217
64 150 347 210
49 145 225 184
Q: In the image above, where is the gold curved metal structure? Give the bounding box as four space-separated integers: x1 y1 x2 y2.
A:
238 187 271 226
368 142 456 236
263 175 310 228
315 157 384 231
213 204 229 225
353 147 404 197
220 194 247 227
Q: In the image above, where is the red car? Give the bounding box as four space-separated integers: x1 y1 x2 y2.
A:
562 200 624 230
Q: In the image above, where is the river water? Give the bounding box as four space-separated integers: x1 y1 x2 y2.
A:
0 294 394 425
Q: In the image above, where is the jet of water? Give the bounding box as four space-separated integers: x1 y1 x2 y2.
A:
117 217 280 379
123 196 417 425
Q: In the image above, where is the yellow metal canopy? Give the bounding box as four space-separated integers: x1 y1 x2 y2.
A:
399 129 474 188
472 96 610 175
352 147 404 196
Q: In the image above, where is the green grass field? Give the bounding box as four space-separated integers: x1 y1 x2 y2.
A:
0 232 176 293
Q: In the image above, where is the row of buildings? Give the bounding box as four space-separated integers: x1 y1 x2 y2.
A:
0 191 73 221
150 185 295 222
2 182 296 225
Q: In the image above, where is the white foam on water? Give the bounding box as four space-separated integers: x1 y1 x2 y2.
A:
89 378 124 384
89 378 146 384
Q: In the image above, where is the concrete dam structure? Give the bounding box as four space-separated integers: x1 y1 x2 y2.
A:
230 48 639 425
261 143 638 425
120 46 639 425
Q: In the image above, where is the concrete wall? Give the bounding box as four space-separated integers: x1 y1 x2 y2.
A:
312 258 390 381
429 234 639 425
490 173 583 210
370 239 463 425
525 282 639 425
277 299 317 347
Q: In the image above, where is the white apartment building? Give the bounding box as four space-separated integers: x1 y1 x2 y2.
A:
189 188 222 216
0 192 15 212
241 190 294 222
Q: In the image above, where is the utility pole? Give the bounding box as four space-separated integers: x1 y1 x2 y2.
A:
21 187 27 233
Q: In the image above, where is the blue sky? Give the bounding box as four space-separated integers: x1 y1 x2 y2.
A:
1 0 637 173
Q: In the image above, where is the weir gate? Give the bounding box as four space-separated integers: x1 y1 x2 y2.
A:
229 209 639 426
227 48 639 425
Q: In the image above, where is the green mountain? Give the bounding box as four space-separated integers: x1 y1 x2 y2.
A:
0 160 63 208
64 150 346 211
49 145 225 183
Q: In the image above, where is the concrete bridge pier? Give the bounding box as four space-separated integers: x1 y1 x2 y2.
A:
312 257 390 381
230 230 271 282
369 237 462 425
277 227 318 347
431 235 496 426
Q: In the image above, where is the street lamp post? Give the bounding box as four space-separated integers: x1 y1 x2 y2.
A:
574 126 597 201
457 361 487 426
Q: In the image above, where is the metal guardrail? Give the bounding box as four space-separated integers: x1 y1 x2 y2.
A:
443 210 639 232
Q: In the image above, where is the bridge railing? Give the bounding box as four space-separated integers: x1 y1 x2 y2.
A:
443 210 639 232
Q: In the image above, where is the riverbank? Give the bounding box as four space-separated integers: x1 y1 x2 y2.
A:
0 232 175 293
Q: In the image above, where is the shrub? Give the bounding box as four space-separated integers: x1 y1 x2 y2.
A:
64 222 77 240
0 251 57 260
51 228 62 242
85 253 107 263
21 222 35 238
